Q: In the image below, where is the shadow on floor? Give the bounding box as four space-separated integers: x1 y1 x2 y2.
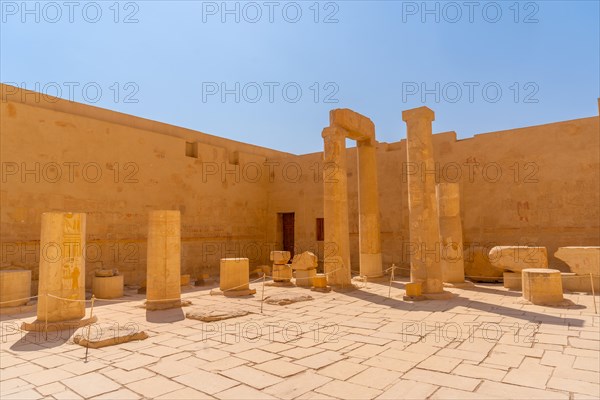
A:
145 307 185 323
343 281 587 327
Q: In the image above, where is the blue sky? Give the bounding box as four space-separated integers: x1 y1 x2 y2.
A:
2 1 599 154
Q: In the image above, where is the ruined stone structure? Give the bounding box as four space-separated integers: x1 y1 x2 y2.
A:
1 84 599 288
36 212 86 322
146 210 182 310
323 109 383 285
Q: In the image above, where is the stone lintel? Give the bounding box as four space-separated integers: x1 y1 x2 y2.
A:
329 108 375 141
321 125 348 140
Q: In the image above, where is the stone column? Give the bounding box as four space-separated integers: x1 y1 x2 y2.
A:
37 212 86 322
437 182 466 283
322 126 351 286
402 107 444 294
357 138 383 277
146 210 181 310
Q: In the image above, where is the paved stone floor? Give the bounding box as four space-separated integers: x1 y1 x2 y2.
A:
1 279 599 399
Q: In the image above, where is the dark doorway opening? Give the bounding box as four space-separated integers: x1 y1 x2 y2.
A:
281 212 295 257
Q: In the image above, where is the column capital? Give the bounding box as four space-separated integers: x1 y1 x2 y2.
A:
402 106 435 123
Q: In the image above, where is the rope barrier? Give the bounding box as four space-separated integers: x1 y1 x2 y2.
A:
0 295 38 305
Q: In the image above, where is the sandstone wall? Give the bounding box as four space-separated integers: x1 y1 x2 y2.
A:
2 84 598 287
0 85 287 288
268 117 600 275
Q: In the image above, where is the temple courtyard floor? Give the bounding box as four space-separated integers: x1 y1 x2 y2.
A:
1 279 598 400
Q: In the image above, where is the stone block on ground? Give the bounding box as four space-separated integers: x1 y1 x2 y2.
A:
522 268 564 305
270 251 291 265
186 307 251 322
92 275 124 299
264 293 313 305
73 323 148 349
273 264 292 282
489 246 548 272
291 252 318 271
464 246 503 282
220 258 250 292
295 269 316 287
554 247 600 276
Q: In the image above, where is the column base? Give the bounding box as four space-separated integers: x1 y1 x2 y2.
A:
423 291 458 300
210 289 256 297
402 290 457 301
21 315 98 332
145 299 190 310
443 281 475 288
359 253 383 278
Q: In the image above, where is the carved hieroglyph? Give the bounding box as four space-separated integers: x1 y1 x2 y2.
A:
37 212 86 322
437 183 467 283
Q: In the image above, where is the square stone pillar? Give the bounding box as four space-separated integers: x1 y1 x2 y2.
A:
322 126 352 286
437 182 467 284
357 138 383 278
402 107 444 294
37 212 86 322
146 210 181 310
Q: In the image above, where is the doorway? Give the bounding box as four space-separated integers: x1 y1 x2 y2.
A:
280 213 295 257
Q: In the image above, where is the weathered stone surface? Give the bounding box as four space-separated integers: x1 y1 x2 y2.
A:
504 271 600 293
522 268 564 305
464 246 503 282
186 308 250 322
180 274 191 286
144 299 191 310
322 127 352 287
37 212 86 322
503 272 522 290
220 258 250 293
73 323 148 348
263 293 313 305
146 210 181 311
561 272 600 293
330 108 375 140
21 315 98 332
92 275 124 299
270 251 291 265
272 264 292 282
437 183 466 284
95 269 115 277
489 246 548 272
313 274 327 288
295 269 316 287
402 107 444 294
291 251 318 271
0 269 31 307
357 139 383 278
555 247 600 276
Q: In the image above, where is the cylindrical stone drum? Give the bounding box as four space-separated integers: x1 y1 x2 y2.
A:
313 274 328 288
92 275 124 299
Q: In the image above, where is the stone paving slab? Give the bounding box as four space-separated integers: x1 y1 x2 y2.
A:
1 281 598 399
